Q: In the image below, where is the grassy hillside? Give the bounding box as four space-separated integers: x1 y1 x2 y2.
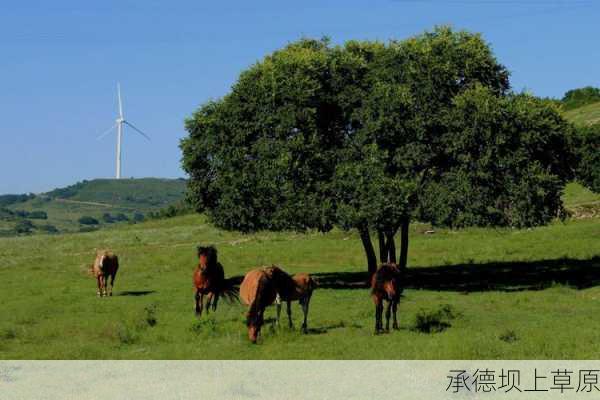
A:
0 213 599 359
0 178 187 236
564 101 600 126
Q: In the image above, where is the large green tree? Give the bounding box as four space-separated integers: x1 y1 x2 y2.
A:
181 27 576 275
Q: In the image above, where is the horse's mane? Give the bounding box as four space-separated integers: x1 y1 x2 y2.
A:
197 245 218 268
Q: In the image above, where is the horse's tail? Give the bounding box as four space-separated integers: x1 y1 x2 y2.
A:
219 277 240 304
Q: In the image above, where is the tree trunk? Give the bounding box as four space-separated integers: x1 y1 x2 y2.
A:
399 218 409 269
385 231 397 264
359 226 378 276
377 230 387 264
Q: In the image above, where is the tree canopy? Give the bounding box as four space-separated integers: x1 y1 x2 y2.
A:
181 27 576 274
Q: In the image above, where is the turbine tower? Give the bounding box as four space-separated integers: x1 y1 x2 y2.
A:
98 83 150 179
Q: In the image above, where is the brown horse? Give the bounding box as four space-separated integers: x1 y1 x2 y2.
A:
240 266 316 343
90 249 119 297
193 245 237 316
371 263 404 334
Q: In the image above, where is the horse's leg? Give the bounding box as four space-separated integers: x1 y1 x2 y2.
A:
374 297 383 334
392 300 399 330
212 292 219 312
286 300 293 329
301 295 311 334
385 300 392 332
275 294 282 326
101 275 108 297
96 276 102 297
109 271 117 296
195 290 202 316
205 293 213 315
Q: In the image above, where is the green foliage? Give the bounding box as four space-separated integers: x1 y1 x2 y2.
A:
14 220 34 235
14 210 47 219
575 124 600 193
182 26 575 271
78 216 99 225
562 86 600 111
419 88 575 228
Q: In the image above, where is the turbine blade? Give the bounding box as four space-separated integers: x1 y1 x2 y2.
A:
96 123 117 140
124 120 151 141
117 82 123 118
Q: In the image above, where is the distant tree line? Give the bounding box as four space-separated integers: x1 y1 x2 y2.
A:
562 87 600 111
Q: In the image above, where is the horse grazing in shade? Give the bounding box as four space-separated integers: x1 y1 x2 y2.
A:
193 245 237 316
371 263 404 334
90 249 119 297
240 265 316 343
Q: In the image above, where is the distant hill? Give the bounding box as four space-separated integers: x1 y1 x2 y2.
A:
0 178 187 236
564 101 600 126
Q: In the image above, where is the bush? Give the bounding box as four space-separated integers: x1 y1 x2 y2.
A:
413 304 459 334
14 220 34 235
113 213 129 222
499 329 518 343
38 224 59 234
78 216 99 225
133 212 145 223
28 211 47 220
102 213 115 223
576 125 600 193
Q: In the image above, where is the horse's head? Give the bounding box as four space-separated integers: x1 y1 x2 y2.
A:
246 312 263 344
197 245 217 268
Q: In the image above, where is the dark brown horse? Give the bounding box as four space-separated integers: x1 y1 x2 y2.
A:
240 266 316 343
90 249 119 297
193 245 237 316
371 263 404 334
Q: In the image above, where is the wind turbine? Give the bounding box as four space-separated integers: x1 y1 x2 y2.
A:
97 83 150 179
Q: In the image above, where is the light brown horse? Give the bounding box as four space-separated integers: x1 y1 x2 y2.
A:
240 266 316 343
193 245 237 316
90 249 119 297
371 263 404 334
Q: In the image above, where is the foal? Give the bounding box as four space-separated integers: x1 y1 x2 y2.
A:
272 269 316 334
90 249 119 297
193 245 237 316
371 263 404 334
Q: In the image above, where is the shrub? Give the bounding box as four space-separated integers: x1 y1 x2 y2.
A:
78 216 99 225
499 329 518 343
38 224 58 234
14 220 34 235
28 211 47 219
413 304 459 334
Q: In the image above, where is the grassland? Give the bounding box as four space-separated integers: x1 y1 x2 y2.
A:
0 203 599 359
564 101 600 126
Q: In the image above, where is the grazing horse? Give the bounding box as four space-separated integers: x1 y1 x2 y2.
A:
193 245 237 316
371 263 404 334
90 249 119 297
240 266 316 343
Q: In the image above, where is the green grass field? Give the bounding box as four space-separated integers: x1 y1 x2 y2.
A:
564 100 600 126
1 207 599 359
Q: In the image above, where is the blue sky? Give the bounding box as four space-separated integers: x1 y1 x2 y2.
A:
1 0 598 194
